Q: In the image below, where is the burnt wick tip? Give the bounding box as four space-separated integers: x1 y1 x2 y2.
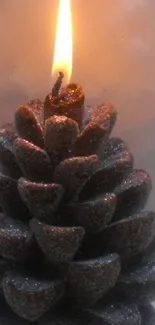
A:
52 71 64 97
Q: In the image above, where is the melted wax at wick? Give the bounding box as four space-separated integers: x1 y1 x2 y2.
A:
0 71 154 325
44 72 85 127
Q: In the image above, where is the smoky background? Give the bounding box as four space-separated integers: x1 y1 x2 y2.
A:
0 0 155 210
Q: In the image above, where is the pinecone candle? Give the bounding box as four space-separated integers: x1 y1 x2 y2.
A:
0 84 154 324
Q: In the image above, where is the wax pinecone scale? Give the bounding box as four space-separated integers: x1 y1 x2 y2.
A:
0 86 154 324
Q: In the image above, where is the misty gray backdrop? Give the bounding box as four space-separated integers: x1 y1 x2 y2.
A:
0 0 155 209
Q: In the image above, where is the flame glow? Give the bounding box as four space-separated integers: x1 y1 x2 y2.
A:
52 0 72 83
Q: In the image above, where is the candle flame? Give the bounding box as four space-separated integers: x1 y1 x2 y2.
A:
52 0 72 83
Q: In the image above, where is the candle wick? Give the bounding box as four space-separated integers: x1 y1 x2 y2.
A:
52 71 64 97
